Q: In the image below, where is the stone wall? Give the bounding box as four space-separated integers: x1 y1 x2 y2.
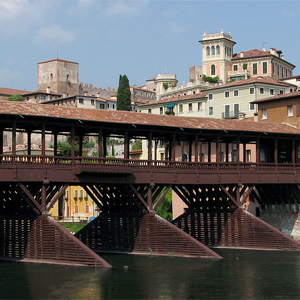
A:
79 83 117 98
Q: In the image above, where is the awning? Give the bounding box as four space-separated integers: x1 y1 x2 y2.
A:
165 104 174 108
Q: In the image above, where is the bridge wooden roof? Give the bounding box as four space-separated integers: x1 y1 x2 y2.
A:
0 100 299 136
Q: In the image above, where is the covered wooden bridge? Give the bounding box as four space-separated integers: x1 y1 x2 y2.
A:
1 100 300 267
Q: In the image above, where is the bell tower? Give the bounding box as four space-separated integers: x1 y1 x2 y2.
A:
199 28 236 82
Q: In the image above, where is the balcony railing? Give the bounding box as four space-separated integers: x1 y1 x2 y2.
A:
222 111 240 119
0 154 299 173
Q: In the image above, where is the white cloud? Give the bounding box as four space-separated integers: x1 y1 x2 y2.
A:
0 0 55 37
33 24 76 47
104 0 149 17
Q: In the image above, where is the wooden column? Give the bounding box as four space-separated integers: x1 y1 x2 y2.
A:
27 130 32 156
292 138 296 164
41 123 46 157
225 142 229 162
195 135 199 162
53 132 58 156
188 139 192 162
216 136 220 163
274 137 278 164
98 129 103 158
208 141 211 163
171 133 176 162
79 135 83 157
0 127 3 155
154 140 158 160
12 121 17 156
103 134 107 158
243 142 247 163
164 141 168 161
124 130 129 159
256 137 260 163
71 125 75 158
42 184 47 213
147 185 153 211
148 131 153 161
236 136 240 162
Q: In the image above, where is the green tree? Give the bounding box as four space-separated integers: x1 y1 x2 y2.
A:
156 189 173 221
7 93 23 101
117 75 131 111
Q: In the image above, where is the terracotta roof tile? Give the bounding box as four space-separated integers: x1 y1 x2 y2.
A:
203 76 291 91
0 87 32 96
0 100 299 135
140 93 207 106
253 90 300 103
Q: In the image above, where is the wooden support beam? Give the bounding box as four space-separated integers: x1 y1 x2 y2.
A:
129 184 149 210
27 130 32 156
153 185 171 211
18 183 43 213
220 185 239 207
98 128 103 158
124 130 129 159
148 131 153 161
47 184 69 211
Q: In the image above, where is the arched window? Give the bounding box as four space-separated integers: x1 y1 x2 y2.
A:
206 46 210 56
182 153 188 162
211 46 215 55
211 65 216 76
216 45 220 55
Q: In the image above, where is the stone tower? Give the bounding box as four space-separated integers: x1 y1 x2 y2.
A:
37 59 79 96
199 28 236 82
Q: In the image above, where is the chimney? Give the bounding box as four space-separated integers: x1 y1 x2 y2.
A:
240 52 244 58
84 91 88 96
96 92 100 98
46 86 50 94
63 92 66 98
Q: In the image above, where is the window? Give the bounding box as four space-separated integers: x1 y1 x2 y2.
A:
225 91 230 98
249 102 255 110
211 65 216 76
259 87 264 94
209 107 213 116
99 103 105 109
206 46 210 56
234 90 239 97
75 205 79 214
279 90 284 94
246 150 251 162
249 87 255 94
188 103 193 112
263 62 267 74
270 88 274 95
233 65 238 71
216 45 220 55
75 190 78 199
179 104 183 113
148 108 152 114
86 204 89 214
80 190 83 199
224 104 230 118
234 103 239 117
253 63 257 75
211 46 215 55
91 99 95 105
198 102 202 111
160 107 163 115
262 109 267 119
79 98 84 104
208 93 213 100
287 105 293 117
40 95 45 100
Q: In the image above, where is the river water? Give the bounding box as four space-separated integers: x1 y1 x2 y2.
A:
1 249 300 299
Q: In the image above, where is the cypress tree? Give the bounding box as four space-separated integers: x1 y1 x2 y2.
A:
117 75 131 111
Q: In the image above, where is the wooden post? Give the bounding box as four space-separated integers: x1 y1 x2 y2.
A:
53 132 58 157
12 120 17 156
216 136 220 163
236 136 240 162
292 138 296 164
147 185 153 211
103 134 107 158
41 123 46 157
148 131 153 161
274 137 278 164
71 125 75 159
27 130 32 156
188 139 192 162
124 130 129 159
243 142 247 163
208 141 211 163
195 135 199 162
79 135 83 157
42 184 47 213
0 127 3 155
98 129 103 158
171 133 176 162
256 137 260 163
225 142 229 162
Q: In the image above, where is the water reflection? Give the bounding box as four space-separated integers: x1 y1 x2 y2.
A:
1 250 300 299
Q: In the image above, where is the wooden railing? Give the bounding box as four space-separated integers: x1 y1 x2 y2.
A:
0 154 300 173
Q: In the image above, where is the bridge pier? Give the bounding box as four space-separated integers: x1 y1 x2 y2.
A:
76 212 222 259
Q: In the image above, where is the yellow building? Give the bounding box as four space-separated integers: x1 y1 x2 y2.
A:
50 186 98 221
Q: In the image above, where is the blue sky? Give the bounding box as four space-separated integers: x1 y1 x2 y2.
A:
0 0 299 92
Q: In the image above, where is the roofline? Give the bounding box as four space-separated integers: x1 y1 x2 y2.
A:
38 58 78 65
